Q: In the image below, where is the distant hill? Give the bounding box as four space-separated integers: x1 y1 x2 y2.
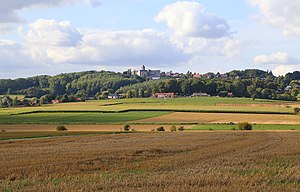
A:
0 69 299 102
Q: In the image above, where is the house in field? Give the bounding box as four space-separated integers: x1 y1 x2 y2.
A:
107 94 119 99
227 92 234 97
191 92 210 97
52 100 62 104
153 92 175 98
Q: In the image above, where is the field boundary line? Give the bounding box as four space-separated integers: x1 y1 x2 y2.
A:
11 109 294 116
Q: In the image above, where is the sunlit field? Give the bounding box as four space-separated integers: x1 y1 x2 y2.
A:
1 132 300 191
1 97 298 116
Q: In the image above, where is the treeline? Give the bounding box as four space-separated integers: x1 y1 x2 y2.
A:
117 70 300 101
0 70 144 98
0 69 299 108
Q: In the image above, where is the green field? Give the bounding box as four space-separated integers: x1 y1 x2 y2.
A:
0 111 169 124
0 97 297 115
0 97 299 125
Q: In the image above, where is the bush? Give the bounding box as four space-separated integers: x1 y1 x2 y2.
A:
178 126 184 131
238 122 252 130
170 125 177 132
1 129 6 132
123 124 131 131
56 125 67 131
156 127 165 131
294 107 300 114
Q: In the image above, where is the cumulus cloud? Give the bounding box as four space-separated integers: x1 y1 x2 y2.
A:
179 37 241 57
21 19 187 67
273 65 300 76
253 51 298 65
24 19 82 47
248 0 300 36
155 1 230 38
0 12 241 78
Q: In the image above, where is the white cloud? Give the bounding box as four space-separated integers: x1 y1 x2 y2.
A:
24 19 82 47
0 15 241 78
273 65 300 76
21 19 187 67
181 37 241 57
253 51 298 65
248 0 300 36
155 1 230 38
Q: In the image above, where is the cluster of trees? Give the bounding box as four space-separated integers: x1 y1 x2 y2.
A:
0 69 299 108
117 70 300 101
0 96 40 108
0 70 144 99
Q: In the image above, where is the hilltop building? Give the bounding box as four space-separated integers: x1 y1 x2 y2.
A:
139 65 161 80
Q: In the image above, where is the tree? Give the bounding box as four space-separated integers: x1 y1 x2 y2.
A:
156 127 165 131
170 125 177 132
238 122 252 130
123 124 131 131
57 125 67 131
101 91 109 99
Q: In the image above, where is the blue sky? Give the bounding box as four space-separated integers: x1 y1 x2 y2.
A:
0 0 299 78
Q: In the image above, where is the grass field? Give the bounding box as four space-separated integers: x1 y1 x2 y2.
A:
0 97 298 116
1 132 300 191
0 97 299 126
0 111 169 124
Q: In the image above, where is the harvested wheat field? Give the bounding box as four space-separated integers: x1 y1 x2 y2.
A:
135 112 300 124
1 132 300 191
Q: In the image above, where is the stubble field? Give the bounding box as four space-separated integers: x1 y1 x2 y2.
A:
136 112 300 124
1 132 300 191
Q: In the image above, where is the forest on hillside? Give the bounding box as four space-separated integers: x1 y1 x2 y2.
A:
0 69 300 107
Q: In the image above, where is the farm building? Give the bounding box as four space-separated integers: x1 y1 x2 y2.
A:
192 93 210 97
153 92 175 98
108 94 121 99
51 100 62 104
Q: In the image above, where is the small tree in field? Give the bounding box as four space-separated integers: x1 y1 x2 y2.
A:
294 107 300 114
178 126 185 131
57 125 67 131
123 124 131 131
238 122 252 130
156 127 165 131
170 125 177 132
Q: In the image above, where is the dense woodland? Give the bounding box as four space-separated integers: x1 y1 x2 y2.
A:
0 69 300 107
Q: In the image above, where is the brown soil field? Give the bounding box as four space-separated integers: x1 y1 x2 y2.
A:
135 112 300 124
0 124 190 132
1 132 300 191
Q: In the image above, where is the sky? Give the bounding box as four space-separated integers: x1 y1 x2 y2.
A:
0 0 300 78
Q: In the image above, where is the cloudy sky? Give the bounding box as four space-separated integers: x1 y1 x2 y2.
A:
0 0 300 78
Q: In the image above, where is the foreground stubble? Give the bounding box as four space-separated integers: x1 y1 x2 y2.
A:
0 132 300 191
